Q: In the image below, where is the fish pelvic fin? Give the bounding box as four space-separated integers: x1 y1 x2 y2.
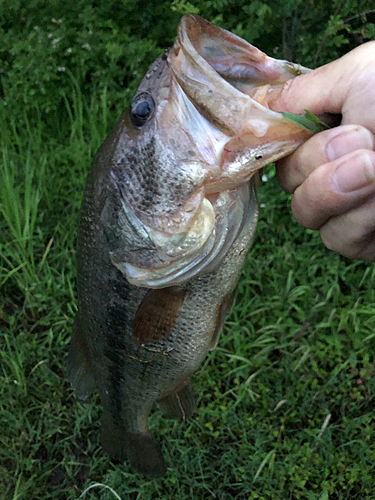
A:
158 377 195 421
67 314 95 400
101 414 166 477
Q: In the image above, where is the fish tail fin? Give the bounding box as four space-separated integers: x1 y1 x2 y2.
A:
158 377 195 421
101 413 166 477
67 314 95 400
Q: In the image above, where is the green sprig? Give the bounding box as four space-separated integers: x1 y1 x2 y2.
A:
281 109 330 134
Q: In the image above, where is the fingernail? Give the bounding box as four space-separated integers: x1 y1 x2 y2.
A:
326 126 374 162
333 152 375 193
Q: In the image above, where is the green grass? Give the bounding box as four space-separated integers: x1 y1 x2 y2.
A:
1 79 375 500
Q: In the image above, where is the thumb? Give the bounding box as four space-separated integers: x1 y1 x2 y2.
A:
267 42 375 133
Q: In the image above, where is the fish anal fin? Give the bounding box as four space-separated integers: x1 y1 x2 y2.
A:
127 433 166 477
67 314 95 400
158 377 195 421
133 288 186 345
209 288 238 351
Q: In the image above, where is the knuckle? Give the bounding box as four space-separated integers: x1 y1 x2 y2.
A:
275 158 297 194
320 218 375 261
320 229 337 253
278 78 294 104
359 234 375 262
291 191 316 229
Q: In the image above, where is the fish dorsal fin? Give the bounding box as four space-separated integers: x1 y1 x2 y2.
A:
132 288 186 345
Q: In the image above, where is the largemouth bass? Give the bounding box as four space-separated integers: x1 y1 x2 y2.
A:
68 15 315 476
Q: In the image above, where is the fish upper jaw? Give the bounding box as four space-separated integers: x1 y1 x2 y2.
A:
168 14 311 138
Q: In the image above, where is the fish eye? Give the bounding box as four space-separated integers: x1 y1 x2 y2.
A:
130 93 155 127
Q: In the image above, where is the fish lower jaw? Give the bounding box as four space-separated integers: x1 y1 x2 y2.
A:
204 176 250 194
112 186 251 289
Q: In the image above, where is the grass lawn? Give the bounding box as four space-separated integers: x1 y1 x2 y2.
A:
1 17 375 500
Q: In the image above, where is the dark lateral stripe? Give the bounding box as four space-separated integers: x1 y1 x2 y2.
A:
132 288 186 345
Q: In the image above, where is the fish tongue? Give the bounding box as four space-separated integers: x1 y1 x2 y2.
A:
168 15 313 191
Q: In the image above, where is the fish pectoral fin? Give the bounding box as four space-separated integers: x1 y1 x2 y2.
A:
158 377 195 421
132 288 186 345
67 314 95 400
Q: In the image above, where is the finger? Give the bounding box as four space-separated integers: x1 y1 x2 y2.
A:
291 149 375 229
276 124 375 193
267 42 375 132
320 196 375 261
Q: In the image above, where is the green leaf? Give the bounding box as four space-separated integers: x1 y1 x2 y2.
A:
281 110 331 134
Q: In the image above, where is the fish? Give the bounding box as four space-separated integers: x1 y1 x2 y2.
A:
67 14 316 477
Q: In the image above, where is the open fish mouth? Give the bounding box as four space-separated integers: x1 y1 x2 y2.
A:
167 15 313 192
110 15 314 288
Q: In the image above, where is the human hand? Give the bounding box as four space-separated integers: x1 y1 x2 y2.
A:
268 42 375 261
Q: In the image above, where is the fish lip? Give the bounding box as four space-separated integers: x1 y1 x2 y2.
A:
174 14 311 84
168 15 252 136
